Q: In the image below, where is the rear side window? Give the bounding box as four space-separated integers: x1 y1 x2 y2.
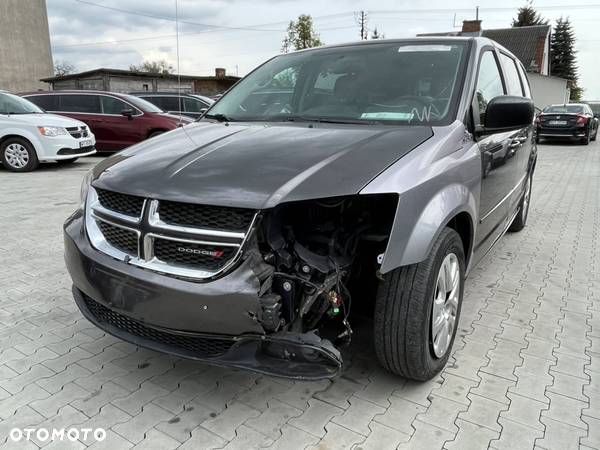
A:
59 95 101 113
515 63 531 98
27 95 58 111
475 51 505 123
101 96 130 115
499 54 524 96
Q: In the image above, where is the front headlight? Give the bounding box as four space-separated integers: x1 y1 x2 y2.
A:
38 126 68 137
80 169 93 209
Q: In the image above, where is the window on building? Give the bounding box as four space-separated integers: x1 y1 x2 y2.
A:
142 84 149 91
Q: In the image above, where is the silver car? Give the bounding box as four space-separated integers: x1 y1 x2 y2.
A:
65 37 535 381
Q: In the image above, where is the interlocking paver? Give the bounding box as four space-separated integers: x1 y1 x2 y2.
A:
1 143 599 448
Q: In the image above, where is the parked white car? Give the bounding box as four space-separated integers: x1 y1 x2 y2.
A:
0 91 96 172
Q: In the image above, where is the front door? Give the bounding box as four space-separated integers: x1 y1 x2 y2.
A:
472 50 522 259
98 95 143 150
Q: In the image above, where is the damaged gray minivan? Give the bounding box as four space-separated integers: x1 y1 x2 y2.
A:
65 37 536 381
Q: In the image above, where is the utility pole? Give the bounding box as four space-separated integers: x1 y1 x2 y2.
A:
355 11 368 40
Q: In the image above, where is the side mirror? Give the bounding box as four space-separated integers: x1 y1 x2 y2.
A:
121 109 135 120
479 95 535 135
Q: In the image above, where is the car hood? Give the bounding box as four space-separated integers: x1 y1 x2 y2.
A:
8 113 87 128
92 121 433 209
159 113 193 124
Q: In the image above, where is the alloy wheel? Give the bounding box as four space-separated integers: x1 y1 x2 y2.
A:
431 253 460 358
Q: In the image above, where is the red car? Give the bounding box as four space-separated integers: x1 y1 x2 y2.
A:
23 91 192 152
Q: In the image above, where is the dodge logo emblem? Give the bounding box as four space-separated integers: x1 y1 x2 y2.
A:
177 247 225 258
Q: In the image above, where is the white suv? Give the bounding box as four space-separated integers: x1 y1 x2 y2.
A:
0 91 96 172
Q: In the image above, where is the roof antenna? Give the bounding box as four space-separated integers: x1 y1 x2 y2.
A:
476 5 479 20
175 0 182 124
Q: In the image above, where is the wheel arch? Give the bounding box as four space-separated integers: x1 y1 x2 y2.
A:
379 183 478 274
0 132 42 158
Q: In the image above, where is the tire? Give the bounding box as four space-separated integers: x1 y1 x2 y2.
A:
55 158 79 165
509 173 532 232
581 131 591 145
1 137 39 172
592 129 598 141
374 228 465 380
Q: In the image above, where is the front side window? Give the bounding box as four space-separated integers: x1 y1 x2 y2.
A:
101 96 130 115
475 51 505 123
500 54 524 96
0 93 44 114
207 42 469 125
122 94 164 113
184 97 205 112
59 95 101 113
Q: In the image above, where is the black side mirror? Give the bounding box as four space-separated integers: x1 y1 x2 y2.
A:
121 109 135 120
479 95 535 135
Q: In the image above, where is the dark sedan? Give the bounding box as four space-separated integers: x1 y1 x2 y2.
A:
535 103 598 145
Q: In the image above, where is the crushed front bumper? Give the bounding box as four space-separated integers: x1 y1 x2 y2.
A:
64 211 342 380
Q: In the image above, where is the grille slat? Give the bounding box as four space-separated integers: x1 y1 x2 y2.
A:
154 239 237 271
158 200 254 231
84 295 234 357
65 126 89 139
96 188 144 217
97 221 138 254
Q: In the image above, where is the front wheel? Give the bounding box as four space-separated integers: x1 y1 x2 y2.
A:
1 138 39 172
374 228 465 380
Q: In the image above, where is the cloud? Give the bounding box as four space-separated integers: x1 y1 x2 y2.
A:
47 0 600 98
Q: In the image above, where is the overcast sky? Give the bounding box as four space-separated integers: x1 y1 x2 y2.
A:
47 0 600 98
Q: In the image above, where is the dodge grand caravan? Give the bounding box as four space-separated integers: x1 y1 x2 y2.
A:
65 38 536 380
24 91 191 152
0 91 96 172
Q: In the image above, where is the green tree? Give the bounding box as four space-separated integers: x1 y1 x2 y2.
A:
550 17 582 101
129 59 173 74
281 15 323 53
512 1 548 27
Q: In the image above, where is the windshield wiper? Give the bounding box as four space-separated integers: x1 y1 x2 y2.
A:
284 116 374 125
203 113 234 122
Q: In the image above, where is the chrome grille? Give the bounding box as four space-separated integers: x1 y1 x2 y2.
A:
97 221 138 254
66 126 89 139
86 187 257 280
96 188 144 218
158 200 254 232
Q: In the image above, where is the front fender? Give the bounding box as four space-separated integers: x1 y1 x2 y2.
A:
385 184 477 272
360 121 481 273
0 127 44 158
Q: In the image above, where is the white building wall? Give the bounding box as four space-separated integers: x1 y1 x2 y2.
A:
528 73 570 108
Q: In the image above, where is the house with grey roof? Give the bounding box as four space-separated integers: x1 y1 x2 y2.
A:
419 20 570 108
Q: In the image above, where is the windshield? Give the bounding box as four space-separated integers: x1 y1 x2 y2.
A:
0 93 44 114
121 94 165 113
543 105 585 114
207 42 468 125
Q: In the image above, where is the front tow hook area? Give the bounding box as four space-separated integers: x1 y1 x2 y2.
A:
227 331 343 380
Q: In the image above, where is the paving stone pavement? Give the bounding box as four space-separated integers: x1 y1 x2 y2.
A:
0 140 599 449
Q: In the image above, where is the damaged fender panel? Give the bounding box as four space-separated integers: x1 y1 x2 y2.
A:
361 121 480 272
